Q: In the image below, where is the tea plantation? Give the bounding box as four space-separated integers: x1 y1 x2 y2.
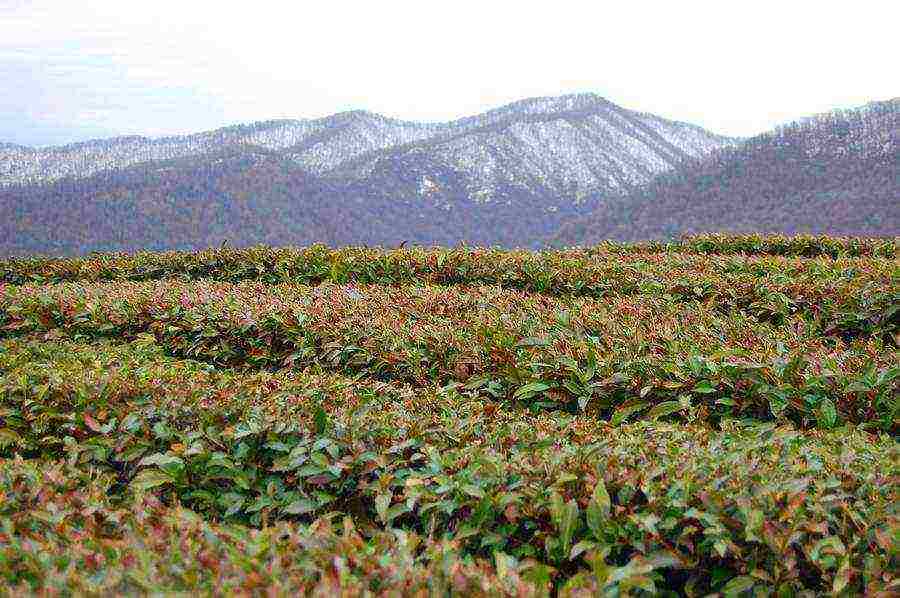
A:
0 234 897 595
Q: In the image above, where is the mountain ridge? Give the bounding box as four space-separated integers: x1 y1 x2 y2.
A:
321 97 736 208
1 92 738 255
8 94 893 256
552 98 899 245
1 93 737 186
4 93 736 153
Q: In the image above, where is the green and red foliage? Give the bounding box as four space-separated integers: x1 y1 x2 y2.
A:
0 236 897 594
1 235 896 285
650 234 897 258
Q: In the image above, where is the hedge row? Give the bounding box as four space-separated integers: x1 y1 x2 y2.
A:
622 234 898 259
1 243 896 293
0 458 564 596
4 248 895 343
2 282 896 429
1 338 897 595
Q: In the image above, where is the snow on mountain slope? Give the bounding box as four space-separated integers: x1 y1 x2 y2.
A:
552 98 899 244
327 94 737 206
1 93 735 191
1 93 741 254
0 115 443 186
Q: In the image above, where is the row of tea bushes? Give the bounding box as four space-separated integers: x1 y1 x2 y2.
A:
2 283 896 429
1 338 896 595
624 234 897 258
4 248 896 343
0 457 565 596
1 243 895 293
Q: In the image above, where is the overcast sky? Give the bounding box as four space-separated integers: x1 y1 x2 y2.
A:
2 0 897 146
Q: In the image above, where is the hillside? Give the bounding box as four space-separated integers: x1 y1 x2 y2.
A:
554 99 899 244
0 115 441 187
0 148 599 254
324 94 735 202
0 236 897 594
1 149 336 255
0 94 735 255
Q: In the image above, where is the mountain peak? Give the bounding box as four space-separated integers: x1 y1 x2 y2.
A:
479 92 612 119
326 109 386 123
529 91 610 109
554 99 898 245
1 92 735 188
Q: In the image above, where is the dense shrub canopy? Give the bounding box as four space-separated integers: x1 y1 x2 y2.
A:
0 236 897 595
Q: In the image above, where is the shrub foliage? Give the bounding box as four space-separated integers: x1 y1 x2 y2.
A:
0 235 897 595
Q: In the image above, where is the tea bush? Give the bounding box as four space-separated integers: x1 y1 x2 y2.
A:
0 236 896 595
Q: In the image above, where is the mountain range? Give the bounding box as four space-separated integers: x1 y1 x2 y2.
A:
1 93 896 256
554 99 898 245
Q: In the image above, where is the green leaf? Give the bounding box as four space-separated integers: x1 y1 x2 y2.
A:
245 496 274 513
514 336 551 348
462 484 486 499
138 452 183 468
586 479 611 539
610 401 648 426
556 473 579 485
283 499 317 515
138 453 184 476
833 556 851 594
120 444 150 462
131 469 174 492
314 406 328 434
550 492 579 558
513 382 551 401
845 381 872 393
493 551 516 580
375 494 391 524
0 428 23 448
693 380 718 394
721 575 755 596
463 375 492 390
385 503 411 523
294 464 323 478
744 509 764 542
816 398 838 429
644 550 683 570
646 400 686 421
521 562 555 589
569 540 596 560
714 539 729 558
577 394 592 411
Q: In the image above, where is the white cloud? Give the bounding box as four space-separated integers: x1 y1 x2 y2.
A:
2 0 897 145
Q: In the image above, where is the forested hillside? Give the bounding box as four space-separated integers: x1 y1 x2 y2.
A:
0 94 734 256
554 99 898 244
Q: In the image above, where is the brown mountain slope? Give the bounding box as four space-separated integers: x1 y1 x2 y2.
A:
553 99 899 245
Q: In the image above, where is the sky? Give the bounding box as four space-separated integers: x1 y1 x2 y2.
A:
2 0 897 147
